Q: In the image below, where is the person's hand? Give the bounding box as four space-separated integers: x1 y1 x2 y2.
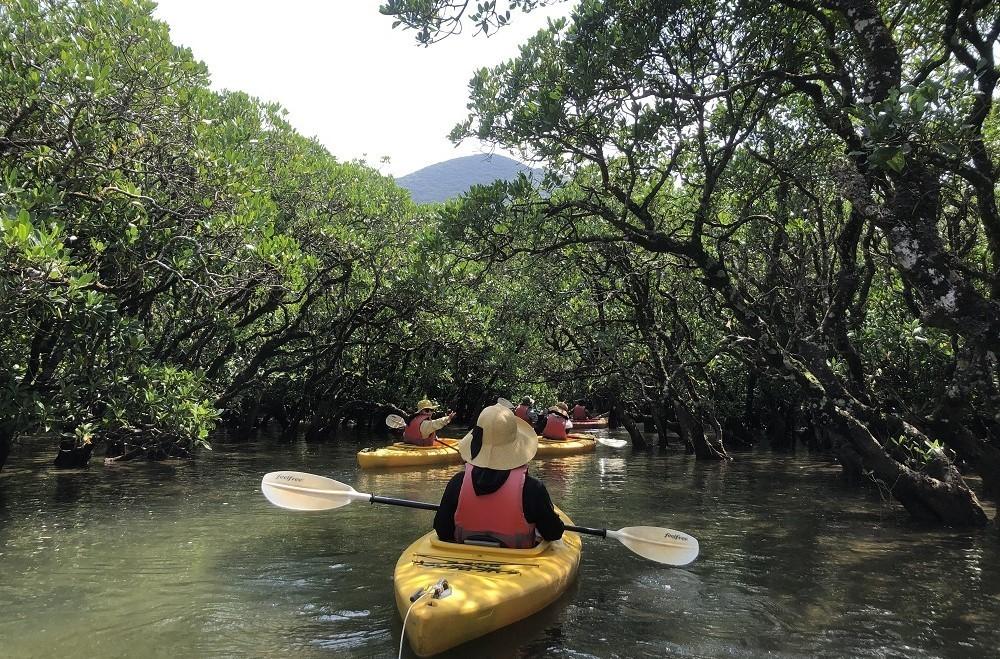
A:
447 411 457 422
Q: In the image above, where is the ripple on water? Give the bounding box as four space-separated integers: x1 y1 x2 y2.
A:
314 608 371 622
307 628 392 651
1 437 999 658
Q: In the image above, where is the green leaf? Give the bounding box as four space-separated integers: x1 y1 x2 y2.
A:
886 149 905 173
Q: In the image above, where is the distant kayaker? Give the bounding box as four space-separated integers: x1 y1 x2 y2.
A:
514 396 536 424
434 403 565 548
571 401 590 421
541 401 573 440
402 399 456 447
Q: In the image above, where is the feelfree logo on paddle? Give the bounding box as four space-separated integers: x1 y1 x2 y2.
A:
664 532 687 543
274 473 304 483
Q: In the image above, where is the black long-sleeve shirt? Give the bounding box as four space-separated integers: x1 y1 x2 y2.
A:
433 466 565 543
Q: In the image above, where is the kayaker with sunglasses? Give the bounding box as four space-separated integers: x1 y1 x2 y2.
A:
402 399 456 446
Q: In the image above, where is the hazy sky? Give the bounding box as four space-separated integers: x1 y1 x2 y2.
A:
152 1 571 177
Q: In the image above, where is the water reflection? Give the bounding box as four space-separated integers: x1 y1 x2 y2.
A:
596 457 626 485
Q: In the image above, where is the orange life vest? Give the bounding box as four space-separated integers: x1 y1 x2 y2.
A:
403 412 435 446
542 413 569 440
454 464 536 549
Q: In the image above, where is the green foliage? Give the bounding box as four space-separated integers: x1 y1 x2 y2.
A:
889 434 950 472
415 0 1000 483
0 0 494 460
380 0 559 44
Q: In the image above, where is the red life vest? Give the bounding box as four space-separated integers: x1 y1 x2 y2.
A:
403 412 435 446
514 404 532 422
542 413 569 440
454 464 536 549
572 405 588 420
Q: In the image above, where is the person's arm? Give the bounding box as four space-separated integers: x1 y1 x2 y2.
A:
421 412 456 438
433 471 464 541
523 476 565 541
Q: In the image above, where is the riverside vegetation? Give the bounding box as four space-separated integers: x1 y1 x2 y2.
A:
2 0 1000 529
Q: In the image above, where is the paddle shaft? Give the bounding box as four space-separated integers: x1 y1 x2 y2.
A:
370 494 439 511
363 491 607 537
433 438 461 454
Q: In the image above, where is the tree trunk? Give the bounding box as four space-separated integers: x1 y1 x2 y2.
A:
743 369 758 430
53 438 93 468
615 404 648 449
924 348 1000 497
236 394 262 439
651 402 673 449
673 400 728 460
826 427 865 482
0 426 11 472
813 391 988 526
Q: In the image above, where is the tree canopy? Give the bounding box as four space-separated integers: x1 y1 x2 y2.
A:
382 0 1000 525
3 0 999 528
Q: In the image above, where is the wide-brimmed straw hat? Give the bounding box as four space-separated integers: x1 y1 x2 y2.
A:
415 399 439 412
458 403 538 470
548 401 570 415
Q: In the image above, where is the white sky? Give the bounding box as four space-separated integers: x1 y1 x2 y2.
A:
152 1 571 177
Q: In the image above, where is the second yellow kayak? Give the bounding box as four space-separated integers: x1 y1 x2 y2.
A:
356 439 463 469
358 434 596 468
534 434 597 458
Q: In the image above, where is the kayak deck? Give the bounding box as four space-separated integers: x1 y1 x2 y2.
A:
534 434 597 458
570 417 609 430
356 439 463 468
359 435 595 468
393 510 581 656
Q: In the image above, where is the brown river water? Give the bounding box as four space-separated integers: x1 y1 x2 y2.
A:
1 428 997 658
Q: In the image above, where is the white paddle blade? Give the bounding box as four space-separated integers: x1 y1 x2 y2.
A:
261 471 367 511
385 414 406 429
497 397 515 410
609 526 700 566
596 437 628 448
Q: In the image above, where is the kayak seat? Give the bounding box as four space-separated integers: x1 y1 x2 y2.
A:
461 535 505 548
430 537 551 557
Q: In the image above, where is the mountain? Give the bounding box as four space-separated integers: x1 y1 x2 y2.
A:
396 155 541 204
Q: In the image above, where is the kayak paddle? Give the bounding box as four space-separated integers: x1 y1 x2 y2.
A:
261 471 699 566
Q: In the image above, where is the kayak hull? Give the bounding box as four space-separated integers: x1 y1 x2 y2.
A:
393 510 581 657
570 418 608 430
534 434 596 458
359 436 595 468
356 439 463 469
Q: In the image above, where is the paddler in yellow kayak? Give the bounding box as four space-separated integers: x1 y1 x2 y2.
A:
571 400 591 421
402 399 457 446
541 401 573 441
513 396 536 423
433 403 565 548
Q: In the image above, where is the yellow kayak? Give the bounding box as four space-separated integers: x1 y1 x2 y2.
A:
356 439 463 469
393 510 581 656
534 434 596 458
358 435 595 468
571 417 609 430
